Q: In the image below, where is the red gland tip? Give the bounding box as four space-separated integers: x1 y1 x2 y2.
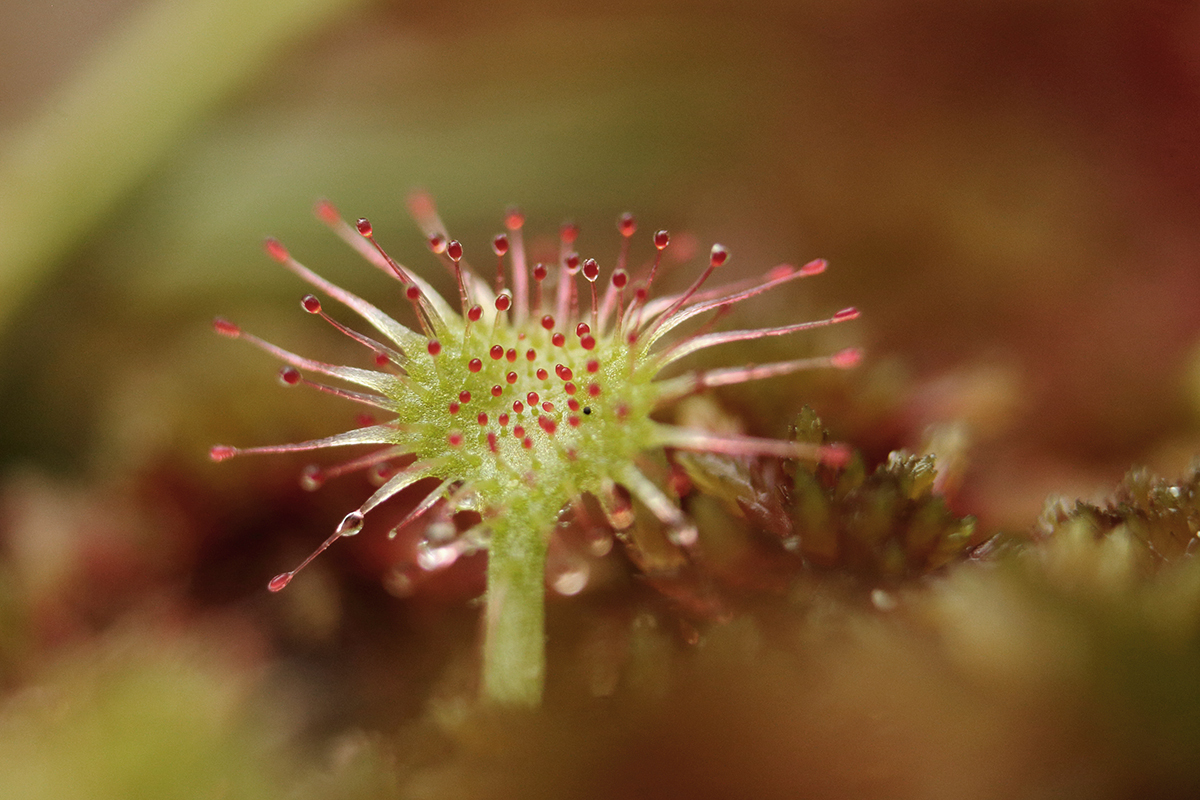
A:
428 234 447 254
565 253 580 272
541 314 556 330
561 221 580 244
799 258 827 277
533 263 548 281
611 269 628 289
356 218 373 237
495 293 512 312
301 295 321 313
268 572 293 592
493 234 509 255
264 237 289 263
654 230 670 250
212 317 240 338
469 358 483 373
209 445 237 461
407 190 437 220
278 366 301 386
313 199 339 224
427 340 442 356
831 347 863 369
468 305 483 322
819 443 853 469
710 244 729 267
505 207 525 230
576 322 590 337
490 345 504 360
447 240 463 261
833 307 859 322
618 212 637 237
582 258 600 282
300 465 324 491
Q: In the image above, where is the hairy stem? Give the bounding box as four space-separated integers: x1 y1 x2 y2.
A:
482 521 548 706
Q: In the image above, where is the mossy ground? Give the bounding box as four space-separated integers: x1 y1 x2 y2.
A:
4 1 1200 797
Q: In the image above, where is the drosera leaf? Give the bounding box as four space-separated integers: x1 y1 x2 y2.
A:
212 196 860 705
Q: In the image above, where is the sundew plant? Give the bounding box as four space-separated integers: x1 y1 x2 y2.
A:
212 195 860 705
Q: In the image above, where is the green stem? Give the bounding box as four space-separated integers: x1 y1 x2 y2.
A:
482 521 548 706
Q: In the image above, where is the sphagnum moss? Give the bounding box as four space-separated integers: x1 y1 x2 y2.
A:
211 194 859 705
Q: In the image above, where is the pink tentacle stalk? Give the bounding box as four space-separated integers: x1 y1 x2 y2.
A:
212 199 860 706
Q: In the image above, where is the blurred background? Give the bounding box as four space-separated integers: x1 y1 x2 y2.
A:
1 0 1199 797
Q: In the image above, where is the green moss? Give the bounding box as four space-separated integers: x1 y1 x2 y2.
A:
1039 464 1200 568
788 409 978 581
